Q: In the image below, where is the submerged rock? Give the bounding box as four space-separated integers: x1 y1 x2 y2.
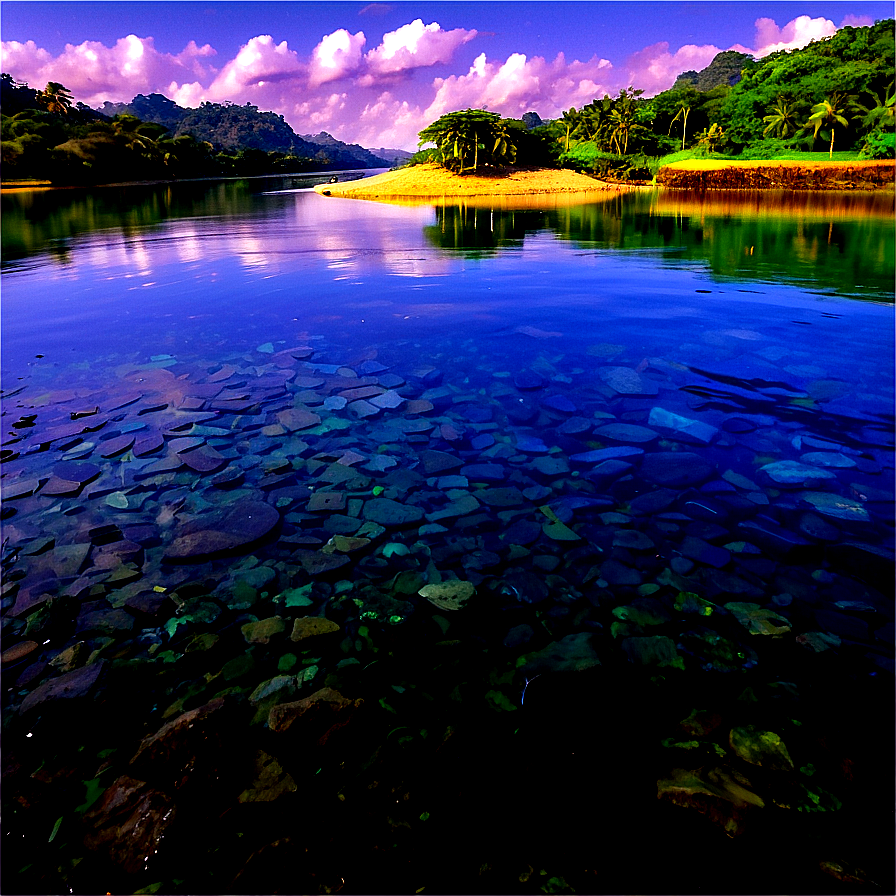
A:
165 500 279 560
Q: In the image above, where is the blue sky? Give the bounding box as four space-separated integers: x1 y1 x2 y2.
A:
2 2 891 148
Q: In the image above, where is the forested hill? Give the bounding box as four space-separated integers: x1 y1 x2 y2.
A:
101 94 389 168
674 50 754 90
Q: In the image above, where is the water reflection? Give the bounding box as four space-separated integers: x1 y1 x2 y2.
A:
423 190 894 300
3 178 893 303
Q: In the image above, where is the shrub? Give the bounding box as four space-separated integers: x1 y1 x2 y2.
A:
860 130 896 159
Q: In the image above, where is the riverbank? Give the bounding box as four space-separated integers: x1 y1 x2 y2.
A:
314 163 633 201
656 159 895 191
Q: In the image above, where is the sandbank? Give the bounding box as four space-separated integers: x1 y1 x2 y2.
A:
314 163 635 203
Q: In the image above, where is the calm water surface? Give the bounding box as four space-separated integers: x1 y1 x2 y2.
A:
2 175 894 895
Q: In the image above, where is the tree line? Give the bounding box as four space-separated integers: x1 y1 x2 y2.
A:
1 78 387 184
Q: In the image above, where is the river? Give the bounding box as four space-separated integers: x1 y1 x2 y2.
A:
1 172 894 895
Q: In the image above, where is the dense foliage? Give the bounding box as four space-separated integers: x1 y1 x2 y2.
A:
718 19 895 154
415 18 894 180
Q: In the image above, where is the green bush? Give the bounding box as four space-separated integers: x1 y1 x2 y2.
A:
559 143 651 180
860 130 896 159
739 137 800 159
402 148 441 167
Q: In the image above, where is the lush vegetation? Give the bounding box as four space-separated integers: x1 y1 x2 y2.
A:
1 77 389 185
413 19 894 181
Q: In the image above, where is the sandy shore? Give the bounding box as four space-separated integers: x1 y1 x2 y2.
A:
314 163 633 201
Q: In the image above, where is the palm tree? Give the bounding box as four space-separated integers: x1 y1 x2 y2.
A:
696 122 727 154
762 97 798 139
559 107 580 153
805 94 853 158
490 121 517 167
855 83 895 130
669 103 691 151
38 81 74 115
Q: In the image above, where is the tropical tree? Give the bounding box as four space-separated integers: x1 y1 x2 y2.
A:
558 107 580 152
490 120 518 166
669 102 691 150
855 83 895 131
696 122 727 153
762 97 798 138
805 94 853 157
37 81 74 115
418 109 517 174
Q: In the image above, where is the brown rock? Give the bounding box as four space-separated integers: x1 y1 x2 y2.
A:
268 687 363 746
20 660 105 714
290 616 341 644
84 775 176 874
164 500 279 561
277 408 321 431
130 696 234 786
1 640 39 665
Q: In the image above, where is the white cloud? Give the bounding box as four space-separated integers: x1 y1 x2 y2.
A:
205 34 303 101
752 15 838 56
623 41 724 93
0 34 217 106
425 50 614 123
309 28 366 87
840 14 873 27
365 19 477 74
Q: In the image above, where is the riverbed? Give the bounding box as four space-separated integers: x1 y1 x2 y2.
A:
1 174 893 895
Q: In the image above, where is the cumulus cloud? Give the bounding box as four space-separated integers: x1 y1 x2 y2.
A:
366 19 477 75
309 28 366 87
424 50 613 124
840 13 873 27
207 34 303 99
622 41 724 93
0 34 216 106
752 15 837 56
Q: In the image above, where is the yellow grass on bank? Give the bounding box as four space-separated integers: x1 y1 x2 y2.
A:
314 163 634 203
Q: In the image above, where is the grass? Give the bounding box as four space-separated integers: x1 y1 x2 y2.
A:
647 148 863 176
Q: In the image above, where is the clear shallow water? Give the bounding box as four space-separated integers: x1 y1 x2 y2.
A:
1 177 894 895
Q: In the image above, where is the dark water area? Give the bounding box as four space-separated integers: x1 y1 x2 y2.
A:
1 176 894 895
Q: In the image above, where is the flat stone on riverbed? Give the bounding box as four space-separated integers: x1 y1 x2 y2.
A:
277 408 321 431
798 491 870 522
759 460 836 487
164 500 279 560
362 498 424 526
598 367 659 396
640 452 714 487
570 446 644 466
20 660 105 714
419 580 475 611
593 423 659 444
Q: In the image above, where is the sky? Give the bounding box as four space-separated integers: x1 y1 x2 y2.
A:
1 2 891 149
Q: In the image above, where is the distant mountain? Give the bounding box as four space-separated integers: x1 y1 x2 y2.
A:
367 147 414 164
522 111 545 129
298 131 391 168
99 94 389 168
673 50 754 91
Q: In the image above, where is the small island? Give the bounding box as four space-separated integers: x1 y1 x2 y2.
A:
314 163 634 200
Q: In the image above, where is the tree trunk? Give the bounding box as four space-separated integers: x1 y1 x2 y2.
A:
829 126 835 159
